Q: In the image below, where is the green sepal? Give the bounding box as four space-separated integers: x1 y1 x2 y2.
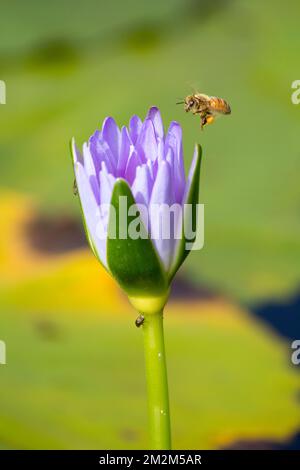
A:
107 179 168 298
168 144 202 282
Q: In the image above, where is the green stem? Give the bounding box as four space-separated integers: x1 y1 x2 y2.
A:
142 310 171 450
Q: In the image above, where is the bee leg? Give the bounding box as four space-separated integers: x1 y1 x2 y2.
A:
200 114 207 130
201 113 214 129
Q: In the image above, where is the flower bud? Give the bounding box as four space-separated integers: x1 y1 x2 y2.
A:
71 107 202 310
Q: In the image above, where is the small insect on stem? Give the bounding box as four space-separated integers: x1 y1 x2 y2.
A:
135 314 145 328
73 178 78 196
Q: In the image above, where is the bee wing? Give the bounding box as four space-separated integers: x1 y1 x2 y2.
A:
186 81 200 94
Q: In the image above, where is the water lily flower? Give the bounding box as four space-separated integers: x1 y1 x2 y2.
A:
71 107 202 311
71 107 202 450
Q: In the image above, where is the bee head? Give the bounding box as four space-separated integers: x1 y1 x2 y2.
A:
184 95 196 113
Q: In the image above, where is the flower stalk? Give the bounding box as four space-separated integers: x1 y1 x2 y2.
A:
142 310 171 450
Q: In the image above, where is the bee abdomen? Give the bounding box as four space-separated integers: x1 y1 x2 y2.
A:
210 97 231 114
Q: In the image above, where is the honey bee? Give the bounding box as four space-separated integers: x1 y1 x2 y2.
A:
177 93 231 129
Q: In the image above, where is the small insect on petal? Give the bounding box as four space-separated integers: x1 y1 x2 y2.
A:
73 178 78 196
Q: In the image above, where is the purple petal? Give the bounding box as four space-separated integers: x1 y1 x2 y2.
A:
165 122 185 203
147 158 158 182
149 160 175 270
118 126 132 177
157 138 164 162
83 143 100 204
71 138 83 164
181 145 198 205
83 143 96 177
129 115 142 144
150 160 175 206
102 117 120 163
146 107 164 139
165 145 174 167
74 162 107 267
170 145 200 270
124 148 142 185
89 130 116 175
131 164 153 206
99 162 116 242
99 161 116 205
136 118 158 162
